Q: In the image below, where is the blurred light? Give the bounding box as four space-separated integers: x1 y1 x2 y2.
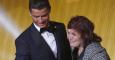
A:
0 8 20 39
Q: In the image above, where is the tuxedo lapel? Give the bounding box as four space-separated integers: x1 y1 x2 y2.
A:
53 31 61 59
47 23 62 59
50 25 61 60
29 24 56 58
30 24 45 47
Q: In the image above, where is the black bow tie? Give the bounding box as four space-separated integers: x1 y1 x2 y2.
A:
40 26 55 33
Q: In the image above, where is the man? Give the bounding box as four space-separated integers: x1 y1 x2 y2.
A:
15 0 72 60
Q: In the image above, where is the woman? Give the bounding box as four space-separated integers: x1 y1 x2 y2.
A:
67 16 110 60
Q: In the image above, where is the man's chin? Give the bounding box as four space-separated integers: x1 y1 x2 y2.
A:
39 25 47 28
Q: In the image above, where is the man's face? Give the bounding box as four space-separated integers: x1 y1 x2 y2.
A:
30 8 50 28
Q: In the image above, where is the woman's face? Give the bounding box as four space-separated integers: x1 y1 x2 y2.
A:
67 29 83 48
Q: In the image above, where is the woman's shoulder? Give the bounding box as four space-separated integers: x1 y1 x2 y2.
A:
83 42 110 60
86 42 103 51
85 42 104 54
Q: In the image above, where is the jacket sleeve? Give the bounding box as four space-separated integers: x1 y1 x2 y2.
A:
15 34 30 60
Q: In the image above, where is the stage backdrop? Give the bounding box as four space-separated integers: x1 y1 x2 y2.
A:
0 0 115 60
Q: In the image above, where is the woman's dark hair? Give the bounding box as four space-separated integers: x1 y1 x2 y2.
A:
29 0 51 12
67 16 102 45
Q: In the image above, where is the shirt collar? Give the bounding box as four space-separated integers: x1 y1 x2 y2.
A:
33 23 40 32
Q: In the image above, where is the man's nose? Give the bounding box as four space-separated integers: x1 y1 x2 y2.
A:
37 16 43 21
37 16 42 20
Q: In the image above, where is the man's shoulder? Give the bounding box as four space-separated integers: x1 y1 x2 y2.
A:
16 24 33 40
49 21 65 28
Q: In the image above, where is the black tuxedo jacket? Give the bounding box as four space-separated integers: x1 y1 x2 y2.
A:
15 21 72 60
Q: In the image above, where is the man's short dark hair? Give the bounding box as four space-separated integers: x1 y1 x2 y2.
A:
29 0 51 12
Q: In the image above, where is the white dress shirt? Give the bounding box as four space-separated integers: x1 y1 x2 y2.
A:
34 23 57 58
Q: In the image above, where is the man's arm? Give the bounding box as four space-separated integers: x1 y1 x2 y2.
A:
15 35 30 60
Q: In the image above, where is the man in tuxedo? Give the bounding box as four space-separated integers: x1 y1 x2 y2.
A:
15 0 72 60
